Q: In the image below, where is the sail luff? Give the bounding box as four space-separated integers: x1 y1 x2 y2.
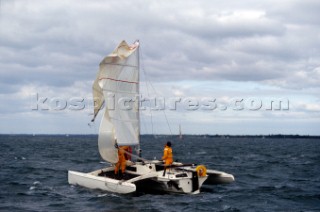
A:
92 74 104 122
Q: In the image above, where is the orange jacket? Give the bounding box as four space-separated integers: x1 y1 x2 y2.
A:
121 146 132 160
118 146 127 162
115 146 128 174
162 145 173 161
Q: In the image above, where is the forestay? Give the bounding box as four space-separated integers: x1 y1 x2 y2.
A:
92 40 140 163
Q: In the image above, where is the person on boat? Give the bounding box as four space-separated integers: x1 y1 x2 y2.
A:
114 146 128 177
122 146 132 161
162 141 173 166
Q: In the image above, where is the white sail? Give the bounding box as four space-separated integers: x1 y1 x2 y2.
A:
93 40 140 163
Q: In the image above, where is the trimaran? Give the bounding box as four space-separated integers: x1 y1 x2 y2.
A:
68 40 234 194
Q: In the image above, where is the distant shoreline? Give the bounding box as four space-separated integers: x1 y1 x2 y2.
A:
1 134 319 139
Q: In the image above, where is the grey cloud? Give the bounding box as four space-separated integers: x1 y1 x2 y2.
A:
1 0 319 87
269 0 320 26
0 0 319 134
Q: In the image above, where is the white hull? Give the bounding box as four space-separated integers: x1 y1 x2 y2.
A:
179 167 235 184
68 161 233 194
68 168 136 194
205 169 235 184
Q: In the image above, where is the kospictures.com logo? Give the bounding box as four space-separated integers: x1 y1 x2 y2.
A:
31 93 289 112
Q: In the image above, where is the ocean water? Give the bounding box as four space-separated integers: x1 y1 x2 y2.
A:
0 135 319 212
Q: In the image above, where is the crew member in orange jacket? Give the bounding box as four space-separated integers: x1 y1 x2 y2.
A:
162 141 173 166
114 146 128 176
123 146 132 161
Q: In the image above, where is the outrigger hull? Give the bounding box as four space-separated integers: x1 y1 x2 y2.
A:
68 169 136 194
179 167 235 185
205 169 235 184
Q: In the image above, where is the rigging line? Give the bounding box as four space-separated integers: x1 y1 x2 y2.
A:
121 148 148 162
120 148 163 164
87 119 98 134
136 45 149 135
145 88 154 134
140 48 154 135
148 80 173 136
139 47 173 136
140 110 149 135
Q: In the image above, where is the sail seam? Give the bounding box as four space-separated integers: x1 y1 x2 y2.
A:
99 77 138 84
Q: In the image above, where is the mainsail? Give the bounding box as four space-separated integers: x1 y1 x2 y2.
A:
92 40 140 163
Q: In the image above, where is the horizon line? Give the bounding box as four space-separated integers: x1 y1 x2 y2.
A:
1 133 319 137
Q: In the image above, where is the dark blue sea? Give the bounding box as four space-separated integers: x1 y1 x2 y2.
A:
0 135 319 212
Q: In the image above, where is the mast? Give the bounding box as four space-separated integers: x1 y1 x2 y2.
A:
136 40 142 158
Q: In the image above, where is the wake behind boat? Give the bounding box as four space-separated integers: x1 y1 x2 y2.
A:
68 40 234 194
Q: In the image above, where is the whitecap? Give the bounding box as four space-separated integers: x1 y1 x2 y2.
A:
97 193 120 198
33 181 41 185
109 193 120 198
97 193 108 197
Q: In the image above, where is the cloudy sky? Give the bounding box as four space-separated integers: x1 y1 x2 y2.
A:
0 0 319 135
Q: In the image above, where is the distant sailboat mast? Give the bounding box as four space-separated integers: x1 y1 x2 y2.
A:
179 124 183 140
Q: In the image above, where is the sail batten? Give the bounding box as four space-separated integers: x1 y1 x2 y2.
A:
93 40 140 163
